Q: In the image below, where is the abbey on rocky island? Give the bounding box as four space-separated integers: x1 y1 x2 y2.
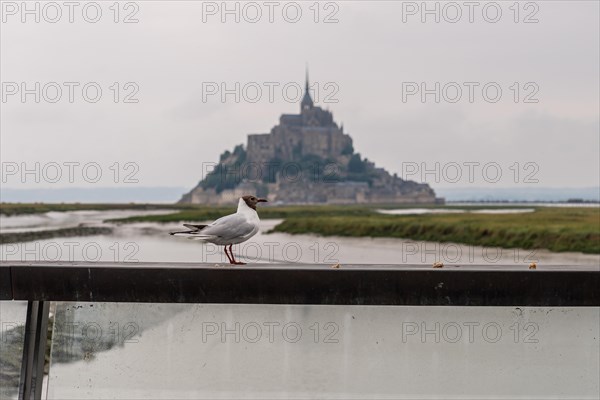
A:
179 73 440 205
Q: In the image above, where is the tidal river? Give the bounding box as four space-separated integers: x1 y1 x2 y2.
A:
1 209 598 266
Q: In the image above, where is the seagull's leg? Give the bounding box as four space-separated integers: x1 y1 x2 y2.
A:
228 244 237 264
229 244 246 265
223 245 234 264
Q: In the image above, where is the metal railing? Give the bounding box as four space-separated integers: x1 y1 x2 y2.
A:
1 261 599 400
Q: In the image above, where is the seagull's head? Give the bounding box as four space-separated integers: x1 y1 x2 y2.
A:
242 195 268 210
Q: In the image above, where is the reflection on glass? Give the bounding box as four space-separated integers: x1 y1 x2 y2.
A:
45 304 599 399
0 301 28 400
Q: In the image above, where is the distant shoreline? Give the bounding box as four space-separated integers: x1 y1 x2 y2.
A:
1 186 599 204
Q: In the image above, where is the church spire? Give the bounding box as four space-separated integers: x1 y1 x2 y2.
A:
305 67 310 92
301 65 314 111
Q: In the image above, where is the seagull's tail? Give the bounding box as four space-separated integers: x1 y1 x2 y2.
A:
170 232 216 241
170 223 208 235
170 224 214 241
183 224 208 230
169 230 193 236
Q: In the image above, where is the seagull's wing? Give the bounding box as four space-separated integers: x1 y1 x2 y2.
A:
200 213 255 241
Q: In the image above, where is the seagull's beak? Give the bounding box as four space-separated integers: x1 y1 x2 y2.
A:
257 198 268 203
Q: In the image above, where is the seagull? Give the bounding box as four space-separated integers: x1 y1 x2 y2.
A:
170 195 268 265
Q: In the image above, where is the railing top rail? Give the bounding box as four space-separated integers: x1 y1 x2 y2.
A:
1 262 599 306
2 261 600 271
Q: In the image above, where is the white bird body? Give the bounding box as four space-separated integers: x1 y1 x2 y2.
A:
170 195 267 264
174 198 260 245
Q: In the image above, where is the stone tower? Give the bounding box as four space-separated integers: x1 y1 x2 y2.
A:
246 70 353 165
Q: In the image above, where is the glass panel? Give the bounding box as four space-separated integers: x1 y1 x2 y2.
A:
46 304 600 399
0 301 28 400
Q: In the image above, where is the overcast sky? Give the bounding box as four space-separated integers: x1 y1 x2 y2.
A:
1 1 598 192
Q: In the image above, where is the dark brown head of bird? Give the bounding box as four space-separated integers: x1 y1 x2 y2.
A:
242 195 268 210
